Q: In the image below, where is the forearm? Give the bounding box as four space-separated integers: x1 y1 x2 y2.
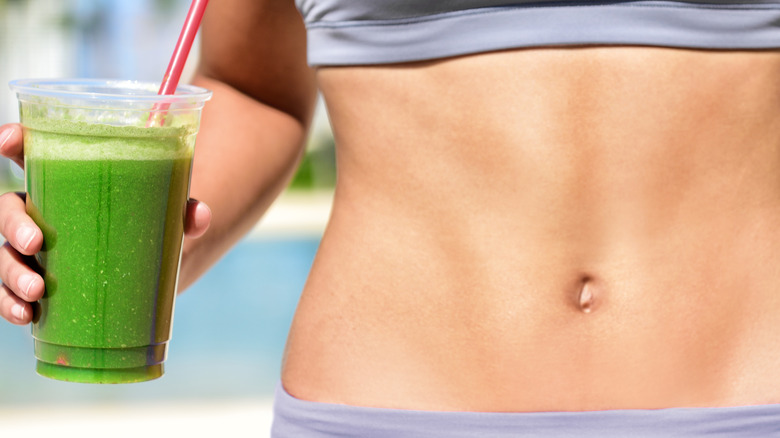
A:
178 73 312 290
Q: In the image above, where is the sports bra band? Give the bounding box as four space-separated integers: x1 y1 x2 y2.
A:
295 1 780 66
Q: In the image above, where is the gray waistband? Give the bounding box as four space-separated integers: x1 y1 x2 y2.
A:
302 1 780 66
272 383 780 437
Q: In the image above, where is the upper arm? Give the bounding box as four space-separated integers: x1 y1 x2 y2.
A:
196 0 317 126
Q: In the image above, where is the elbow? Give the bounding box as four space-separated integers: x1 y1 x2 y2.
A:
191 66 317 131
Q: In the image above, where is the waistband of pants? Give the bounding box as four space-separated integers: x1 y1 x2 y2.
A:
271 382 780 437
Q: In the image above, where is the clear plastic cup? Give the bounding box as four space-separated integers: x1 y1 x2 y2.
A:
9 79 212 383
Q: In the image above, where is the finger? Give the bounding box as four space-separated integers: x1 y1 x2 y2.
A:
0 124 24 169
0 283 32 325
0 242 44 302
0 192 43 256
184 198 211 239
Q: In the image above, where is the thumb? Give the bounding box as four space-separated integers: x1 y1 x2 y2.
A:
184 198 211 238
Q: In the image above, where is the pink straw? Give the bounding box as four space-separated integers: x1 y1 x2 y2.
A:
147 0 210 127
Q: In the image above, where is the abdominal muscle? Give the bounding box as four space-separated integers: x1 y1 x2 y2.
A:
281 46 780 412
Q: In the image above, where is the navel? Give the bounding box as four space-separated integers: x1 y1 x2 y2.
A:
576 276 598 314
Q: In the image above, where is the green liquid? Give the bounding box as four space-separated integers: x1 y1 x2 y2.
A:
24 120 194 383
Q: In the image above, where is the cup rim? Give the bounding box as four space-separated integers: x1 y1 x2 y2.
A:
8 78 212 103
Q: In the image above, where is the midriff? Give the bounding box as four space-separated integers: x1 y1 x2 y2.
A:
281 46 780 412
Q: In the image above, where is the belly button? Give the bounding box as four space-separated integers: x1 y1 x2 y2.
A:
576 276 597 314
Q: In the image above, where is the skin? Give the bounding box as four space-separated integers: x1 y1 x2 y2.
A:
4 0 780 412
286 48 780 411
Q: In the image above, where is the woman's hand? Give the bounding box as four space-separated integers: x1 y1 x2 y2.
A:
0 123 41 325
0 123 211 325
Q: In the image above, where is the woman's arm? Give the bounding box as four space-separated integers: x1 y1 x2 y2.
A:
179 0 317 289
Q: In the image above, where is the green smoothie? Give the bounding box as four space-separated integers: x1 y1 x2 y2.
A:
23 118 196 383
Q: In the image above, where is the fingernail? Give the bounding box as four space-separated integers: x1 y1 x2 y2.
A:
17 274 37 300
0 129 11 151
12 304 25 321
16 226 36 251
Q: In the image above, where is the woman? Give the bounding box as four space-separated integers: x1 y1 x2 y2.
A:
3 0 780 435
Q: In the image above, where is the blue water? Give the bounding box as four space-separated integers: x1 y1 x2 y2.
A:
0 236 318 405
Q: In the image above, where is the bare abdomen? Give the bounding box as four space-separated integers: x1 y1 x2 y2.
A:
283 46 780 411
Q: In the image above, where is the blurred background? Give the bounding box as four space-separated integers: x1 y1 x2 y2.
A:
0 0 335 436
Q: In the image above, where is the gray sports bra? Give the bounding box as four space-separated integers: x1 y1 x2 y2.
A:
294 0 780 66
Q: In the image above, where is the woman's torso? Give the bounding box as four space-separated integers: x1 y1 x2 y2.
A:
281 46 780 412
